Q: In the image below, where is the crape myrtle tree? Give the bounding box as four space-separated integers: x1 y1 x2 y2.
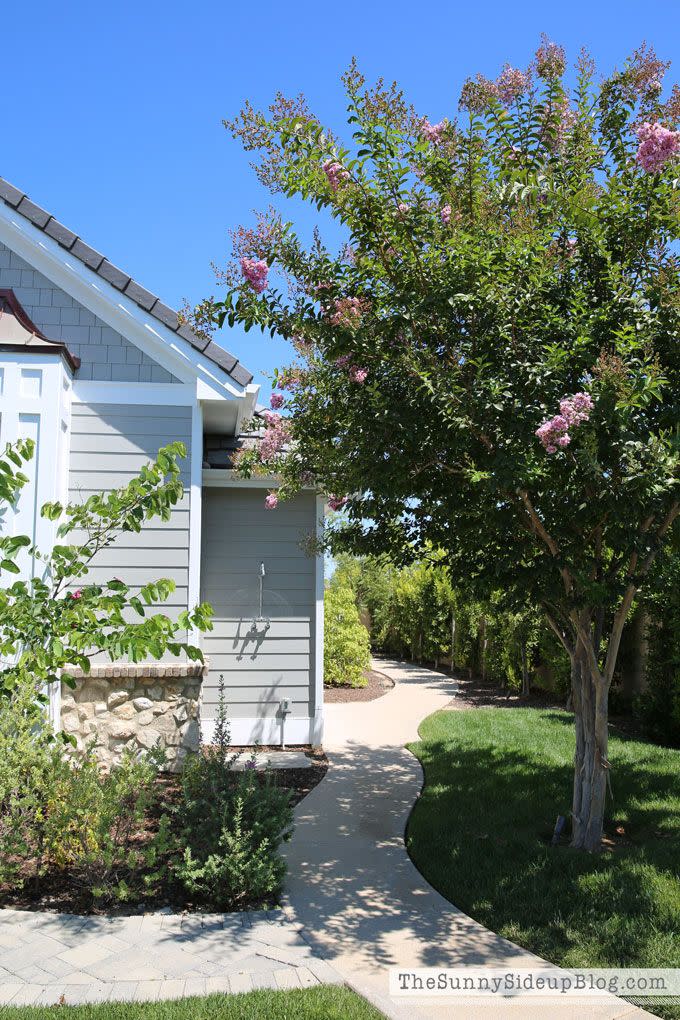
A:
195 41 680 851
0 440 212 707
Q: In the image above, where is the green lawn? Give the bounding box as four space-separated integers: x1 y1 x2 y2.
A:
407 708 679 1001
0 987 383 1020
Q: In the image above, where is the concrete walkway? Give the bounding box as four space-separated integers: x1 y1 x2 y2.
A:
283 658 653 1020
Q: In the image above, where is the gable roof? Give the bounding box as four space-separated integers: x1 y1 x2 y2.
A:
0 176 253 387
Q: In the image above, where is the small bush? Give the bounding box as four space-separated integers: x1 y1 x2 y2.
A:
174 676 293 909
324 585 371 687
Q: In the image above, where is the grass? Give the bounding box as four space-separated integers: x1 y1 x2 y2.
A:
407 708 680 1016
0 986 383 1020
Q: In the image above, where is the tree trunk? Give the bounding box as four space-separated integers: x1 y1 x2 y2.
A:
570 640 610 851
480 617 487 682
451 611 456 671
520 636 530 698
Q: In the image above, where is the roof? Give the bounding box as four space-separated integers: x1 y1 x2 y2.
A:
203 429 266 469
0 176 253 387
0 288 79 372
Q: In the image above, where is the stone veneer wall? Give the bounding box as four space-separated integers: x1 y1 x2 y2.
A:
60 664 205 772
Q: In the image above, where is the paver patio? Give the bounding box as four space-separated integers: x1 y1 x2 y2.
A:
0 908 341 1007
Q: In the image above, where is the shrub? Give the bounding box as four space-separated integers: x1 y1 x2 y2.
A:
324 585 371 686
174 676 293 909
0 679 170 905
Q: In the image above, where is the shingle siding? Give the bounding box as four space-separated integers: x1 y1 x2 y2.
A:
200 489 317 721
0 241 180 383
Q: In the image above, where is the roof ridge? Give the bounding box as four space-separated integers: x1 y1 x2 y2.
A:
0 176 253 387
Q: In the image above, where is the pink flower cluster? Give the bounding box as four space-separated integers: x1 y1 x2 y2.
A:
634 121 680 173
441 204 452 225
329 296 365 330
535 35 566 80
496 64 531 105
397 202 410 215
420 118 447 145
259 413 291 463
322 159 350 192
240 257 269 294
264 493 278 510
327 494 348 511
270 392 285 409
349 366 368 384
536 392 593 453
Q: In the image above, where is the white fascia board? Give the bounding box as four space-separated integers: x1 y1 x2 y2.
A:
235 383 260 434
0 202 247 399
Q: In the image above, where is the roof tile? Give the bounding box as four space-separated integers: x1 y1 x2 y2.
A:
97 260 131 291
202 341 237 373
149 300 179 331
44 219 77 249
16 198 51 228
0 180 24 208
124 279 158 311
70 238 104 270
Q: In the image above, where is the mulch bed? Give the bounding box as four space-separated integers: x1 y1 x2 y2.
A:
448 670 565 711
0 749 328 916
324 668 395 703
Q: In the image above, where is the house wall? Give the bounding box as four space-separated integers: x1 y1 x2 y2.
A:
68 401 192 620
0 242 179 383
200 487 320 744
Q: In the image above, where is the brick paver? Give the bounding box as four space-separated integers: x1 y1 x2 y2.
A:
0 907 341 1007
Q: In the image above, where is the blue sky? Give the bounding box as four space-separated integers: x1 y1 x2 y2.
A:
5 1 677 403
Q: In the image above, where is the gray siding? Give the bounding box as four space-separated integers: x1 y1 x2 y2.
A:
68 403 192 618
0 242 179 383
201 489 317 721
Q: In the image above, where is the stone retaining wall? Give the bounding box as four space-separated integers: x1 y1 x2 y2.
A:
60 663 205 772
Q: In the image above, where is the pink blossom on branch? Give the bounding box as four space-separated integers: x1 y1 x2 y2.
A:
559 392 593 426
441 204 452 225
536 392 593 453
349 366 368 384
327 494 348 511
240 257 269 293
496 65 531 105
329 297 366 330
322 159 350 192
264 493 278 510
535 35 566 80
270 392 285 409
634 121 680 173
420 118 448 145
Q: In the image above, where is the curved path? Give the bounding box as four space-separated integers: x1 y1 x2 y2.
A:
283 658 652 1020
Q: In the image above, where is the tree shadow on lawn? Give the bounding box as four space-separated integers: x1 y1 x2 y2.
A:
406 713 680 969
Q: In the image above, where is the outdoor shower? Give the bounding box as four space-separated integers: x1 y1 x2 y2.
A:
249 561 270 635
